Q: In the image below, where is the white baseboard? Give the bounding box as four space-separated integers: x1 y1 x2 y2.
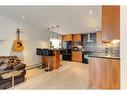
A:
25 63 41 70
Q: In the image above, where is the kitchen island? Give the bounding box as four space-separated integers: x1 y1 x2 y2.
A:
89 53 120 89
42 50 60 70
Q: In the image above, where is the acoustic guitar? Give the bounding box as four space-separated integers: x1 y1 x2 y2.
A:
12 28 24 51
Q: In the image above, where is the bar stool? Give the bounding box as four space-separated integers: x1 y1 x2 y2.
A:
42 49 54 72
36 48 44 68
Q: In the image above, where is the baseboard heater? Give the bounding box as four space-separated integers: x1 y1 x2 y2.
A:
25 63 41 70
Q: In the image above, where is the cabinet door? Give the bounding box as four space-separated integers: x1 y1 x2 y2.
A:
90 33 96 42
89 58 120 89
83 34 88 42
112 6 120 40
102 6 120 42
111 59 120 89
102 6 113 42
72 51 82 62
89 58 112 89
73 34 81 41
62 34 72 41
96 31 102 45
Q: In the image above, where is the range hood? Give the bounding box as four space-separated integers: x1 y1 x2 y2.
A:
84 33 94 42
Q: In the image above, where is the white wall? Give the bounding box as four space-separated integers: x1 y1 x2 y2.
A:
0 15 61 66
121 6 127 89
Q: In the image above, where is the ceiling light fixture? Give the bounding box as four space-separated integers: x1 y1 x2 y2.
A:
48 25 60 32
89 11 93 15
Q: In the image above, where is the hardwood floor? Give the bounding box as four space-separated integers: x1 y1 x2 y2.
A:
12 61 90 89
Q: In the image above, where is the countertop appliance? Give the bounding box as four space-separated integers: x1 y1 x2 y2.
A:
72 46 79 51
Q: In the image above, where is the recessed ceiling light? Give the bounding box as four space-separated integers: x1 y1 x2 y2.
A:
89 11 93 15
22 16 26 19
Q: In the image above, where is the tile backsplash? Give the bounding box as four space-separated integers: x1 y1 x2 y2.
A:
83 42 96 52
83 40 120 56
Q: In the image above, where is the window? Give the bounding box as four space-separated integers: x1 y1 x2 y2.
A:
50 38 61 49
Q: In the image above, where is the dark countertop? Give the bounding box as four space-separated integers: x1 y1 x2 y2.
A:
88 53 120 60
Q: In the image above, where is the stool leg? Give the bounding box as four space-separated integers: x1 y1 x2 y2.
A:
44 56 53 72
48 56 50 72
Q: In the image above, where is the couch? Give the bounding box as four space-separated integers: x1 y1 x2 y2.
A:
0 56 26 89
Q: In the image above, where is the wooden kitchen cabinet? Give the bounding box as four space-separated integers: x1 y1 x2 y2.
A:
62 34 72 41
73 34 81 41
112 6 120 40
96 31 102 45
72 51 82 62
111 59 120 88
102 6 120 42
89 57 120 89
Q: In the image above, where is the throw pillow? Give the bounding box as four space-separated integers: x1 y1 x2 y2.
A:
0 59 4 66
0 64 8 71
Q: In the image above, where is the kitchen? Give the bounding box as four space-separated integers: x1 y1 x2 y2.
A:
61 33 97 64
60 6 120 89
33 5 120 89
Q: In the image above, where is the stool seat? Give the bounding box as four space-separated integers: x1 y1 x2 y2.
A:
42 49 54 56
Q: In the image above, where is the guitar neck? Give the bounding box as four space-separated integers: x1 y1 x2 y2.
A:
17 33 20 41
17 29 20 41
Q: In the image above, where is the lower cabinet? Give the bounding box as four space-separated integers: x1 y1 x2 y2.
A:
72 51 82 62
89 57 120 89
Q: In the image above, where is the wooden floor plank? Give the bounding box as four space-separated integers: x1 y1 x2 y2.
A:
10 61 90 89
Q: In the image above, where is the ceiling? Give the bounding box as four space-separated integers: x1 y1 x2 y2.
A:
0 6 101 35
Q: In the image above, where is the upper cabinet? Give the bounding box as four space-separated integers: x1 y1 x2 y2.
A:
82 33 96 43
62 34 81 42
62 34 72 41
102 6 120 42
96 31 102 45
90 33 96 42
72 34 81 41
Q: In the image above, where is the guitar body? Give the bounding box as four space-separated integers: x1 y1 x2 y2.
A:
12 40 24 52
12 28 24 52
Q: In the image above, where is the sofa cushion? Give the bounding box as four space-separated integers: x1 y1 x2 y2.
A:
7 56 21 66
0 64 8 71
0 56 26 72
0 57 7 65
0 59 4 66
14 63 26 70
0 56 26 89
